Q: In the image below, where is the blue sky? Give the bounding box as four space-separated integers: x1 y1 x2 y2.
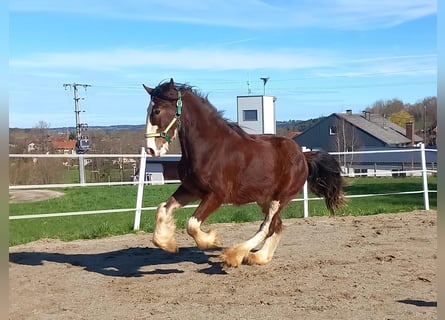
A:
9 0 437 128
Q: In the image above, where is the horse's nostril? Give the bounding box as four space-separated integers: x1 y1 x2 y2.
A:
146 147 156 156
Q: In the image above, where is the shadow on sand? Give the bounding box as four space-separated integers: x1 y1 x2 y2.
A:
397 299 437 307
9 246 226 277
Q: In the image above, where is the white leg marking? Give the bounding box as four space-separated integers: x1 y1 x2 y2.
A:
152 201 180 253
246 232 282 265
242 200 279 250
187 217 222 249
221 200 280 267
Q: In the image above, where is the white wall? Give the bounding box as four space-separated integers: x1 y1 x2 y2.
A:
237 95 275 134
262 96 276 134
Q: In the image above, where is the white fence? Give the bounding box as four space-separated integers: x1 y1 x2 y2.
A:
9 145 437 229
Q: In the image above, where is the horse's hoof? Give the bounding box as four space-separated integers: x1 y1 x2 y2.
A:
194 228 222 249
245 252 270 265
220 247 244 267
152 238 178 253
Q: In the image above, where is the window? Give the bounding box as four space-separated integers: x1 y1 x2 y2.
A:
243 110 258 121
329 125 337 135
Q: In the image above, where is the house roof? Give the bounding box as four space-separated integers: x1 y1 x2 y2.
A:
335 113 423 145
52 139 76 149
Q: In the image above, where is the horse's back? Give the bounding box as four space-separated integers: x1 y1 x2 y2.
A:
178 132 308 204
224 134 308 204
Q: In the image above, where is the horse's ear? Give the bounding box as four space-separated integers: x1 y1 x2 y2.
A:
169 78 175 89
142 84 153 94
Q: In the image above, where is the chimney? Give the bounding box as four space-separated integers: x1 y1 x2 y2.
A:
346 109 352 115
406 121 414 146
362 111 371 120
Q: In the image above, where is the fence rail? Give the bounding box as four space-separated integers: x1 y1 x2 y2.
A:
9 145 437 227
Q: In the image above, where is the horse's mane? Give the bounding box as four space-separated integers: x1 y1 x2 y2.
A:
153 80 252 139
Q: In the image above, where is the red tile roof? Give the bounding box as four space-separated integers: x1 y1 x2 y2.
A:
52 139 76 150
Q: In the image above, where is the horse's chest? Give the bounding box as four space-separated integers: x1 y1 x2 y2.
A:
177 160 208 191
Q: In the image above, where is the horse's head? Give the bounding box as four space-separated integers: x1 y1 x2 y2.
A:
142 78 182 157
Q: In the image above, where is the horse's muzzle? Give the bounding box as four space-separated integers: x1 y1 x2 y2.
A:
146 147 157 157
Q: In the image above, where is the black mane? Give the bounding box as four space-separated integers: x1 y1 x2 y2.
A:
153 80 251 138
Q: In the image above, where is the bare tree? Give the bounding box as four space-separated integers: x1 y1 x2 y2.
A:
332 118 361 169
365 98 404 116
29 121 52 153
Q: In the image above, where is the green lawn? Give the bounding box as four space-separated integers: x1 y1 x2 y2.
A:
9 176 437 246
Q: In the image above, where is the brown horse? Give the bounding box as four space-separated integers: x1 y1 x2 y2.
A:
143 78 345 267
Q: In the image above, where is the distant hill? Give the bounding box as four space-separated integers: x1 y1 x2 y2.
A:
44 124 146 133
276 118 324 132
11 119 323 134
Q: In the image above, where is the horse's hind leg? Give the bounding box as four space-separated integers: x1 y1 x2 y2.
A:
245 216 282 265
221 200 281 267
153 185 198 253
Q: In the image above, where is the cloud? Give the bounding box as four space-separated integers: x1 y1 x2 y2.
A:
10 46 436 82
316 54 437 78
10 0 436 30
9 47 338 71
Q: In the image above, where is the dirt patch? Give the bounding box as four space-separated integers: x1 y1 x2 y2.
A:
9 189 65 203
9 210 437 320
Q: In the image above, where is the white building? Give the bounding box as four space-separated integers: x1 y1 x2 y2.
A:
237 95 276 134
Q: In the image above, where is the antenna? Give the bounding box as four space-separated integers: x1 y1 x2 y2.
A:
260 77 269 95
246 72 251 95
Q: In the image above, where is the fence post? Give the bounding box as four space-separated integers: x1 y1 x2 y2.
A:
134 147 147 230
302 146 309 218
420 143 430 210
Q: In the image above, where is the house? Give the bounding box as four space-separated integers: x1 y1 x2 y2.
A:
52 139 76 154
293 110 435 176
293 110 423 152
27 142 37 152
132 154 181 184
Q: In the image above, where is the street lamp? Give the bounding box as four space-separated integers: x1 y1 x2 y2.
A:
260 77 269 95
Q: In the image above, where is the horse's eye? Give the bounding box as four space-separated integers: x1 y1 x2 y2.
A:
153 109 161 115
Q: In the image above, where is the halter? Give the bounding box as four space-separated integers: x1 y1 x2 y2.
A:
144 90 182 143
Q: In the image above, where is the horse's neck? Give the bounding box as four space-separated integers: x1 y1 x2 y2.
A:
179 96 229 156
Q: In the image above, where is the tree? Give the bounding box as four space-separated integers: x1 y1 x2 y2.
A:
68 131 77 140
366 96 437 146
365 98 404 116
332 117 361 168
29 121 51 153
406 96 437 133
388 110 414 128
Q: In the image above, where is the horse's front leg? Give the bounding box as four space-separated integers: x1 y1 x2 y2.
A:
186 193 222 249
153 185 197 253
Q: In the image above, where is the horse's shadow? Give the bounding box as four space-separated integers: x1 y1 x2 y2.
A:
9 246 227 277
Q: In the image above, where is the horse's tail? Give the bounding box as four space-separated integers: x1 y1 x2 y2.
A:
304 151 346 216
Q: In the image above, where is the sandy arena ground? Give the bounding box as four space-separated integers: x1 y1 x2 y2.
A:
9 189 65 203
9 210 436 320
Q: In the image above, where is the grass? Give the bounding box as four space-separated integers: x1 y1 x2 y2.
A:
9 176 437 246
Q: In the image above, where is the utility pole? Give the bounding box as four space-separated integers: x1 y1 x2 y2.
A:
63 83 91 145
63 82 91 185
